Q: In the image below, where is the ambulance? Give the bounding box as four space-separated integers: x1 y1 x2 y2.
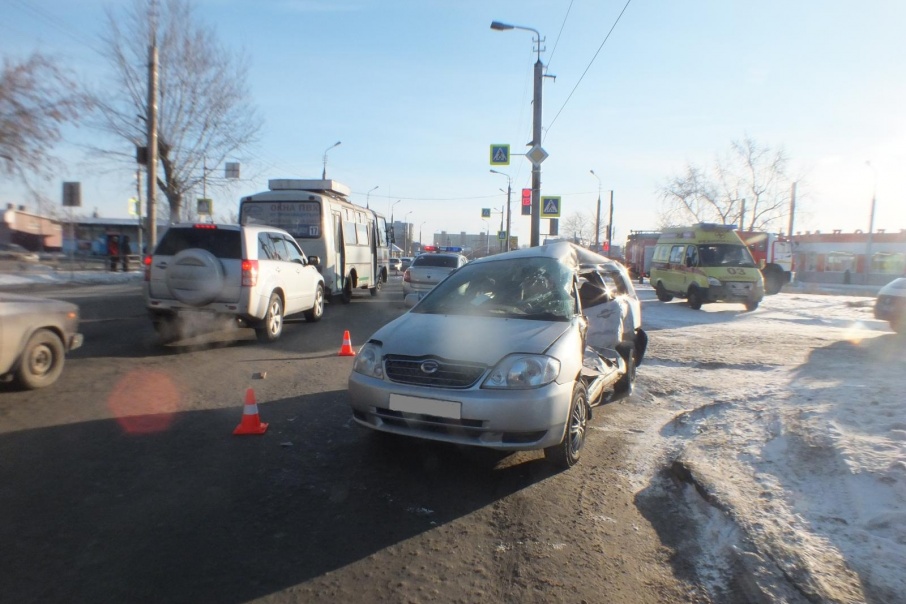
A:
649 223 764 310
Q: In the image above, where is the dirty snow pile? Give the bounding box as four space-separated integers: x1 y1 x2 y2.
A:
617 288 905 603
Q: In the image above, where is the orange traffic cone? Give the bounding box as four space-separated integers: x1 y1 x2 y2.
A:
233 387 268 435
338 330 356 357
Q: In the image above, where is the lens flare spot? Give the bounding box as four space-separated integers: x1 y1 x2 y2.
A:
108 370 181 434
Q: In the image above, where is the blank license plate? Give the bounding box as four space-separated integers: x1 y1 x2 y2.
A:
389 394 461 419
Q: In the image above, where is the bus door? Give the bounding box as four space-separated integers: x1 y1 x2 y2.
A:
333 211 345 295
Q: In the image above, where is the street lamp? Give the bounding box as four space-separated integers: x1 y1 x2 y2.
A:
490 169 512 251
403 210 413 255
366 185 379 209
491 20 545 247
321 141 341 180
589 170 602 251
865 161 878 284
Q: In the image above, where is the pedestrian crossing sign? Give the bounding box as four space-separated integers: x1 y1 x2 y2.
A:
490 144 510 166
540 196 561 218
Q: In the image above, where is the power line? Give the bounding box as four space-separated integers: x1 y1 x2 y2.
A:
545 0 575 70
545 0 633 138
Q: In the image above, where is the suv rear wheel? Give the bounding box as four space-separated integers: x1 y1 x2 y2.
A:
256 292 284 342
303 284 325 322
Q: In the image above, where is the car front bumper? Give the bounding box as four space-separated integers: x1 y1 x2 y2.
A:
348 372 573 451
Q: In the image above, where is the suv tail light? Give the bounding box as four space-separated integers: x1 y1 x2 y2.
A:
143 255 152 281
242 259 258 286
403 268 411 283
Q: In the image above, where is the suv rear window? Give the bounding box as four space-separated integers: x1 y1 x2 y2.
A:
154 228 242 259
413 255 460 268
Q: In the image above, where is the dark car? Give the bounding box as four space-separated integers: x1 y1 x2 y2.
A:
0 293 83 389
874 277 906 333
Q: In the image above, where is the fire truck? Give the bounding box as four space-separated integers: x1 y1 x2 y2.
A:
736 231 793 295
624 231 662 283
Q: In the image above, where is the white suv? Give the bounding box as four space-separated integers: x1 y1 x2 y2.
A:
144 223 325 343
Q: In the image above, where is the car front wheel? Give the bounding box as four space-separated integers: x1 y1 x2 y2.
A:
544 382 589 470
256 292 284 342
15 329 65 389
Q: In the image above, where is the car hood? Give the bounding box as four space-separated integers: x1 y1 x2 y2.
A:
0 292 76 312
370 313 572 364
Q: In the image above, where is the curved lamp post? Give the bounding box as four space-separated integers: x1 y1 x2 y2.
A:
490 169 512 251
365 185 379 209
491 20 544 247
322 141 341 179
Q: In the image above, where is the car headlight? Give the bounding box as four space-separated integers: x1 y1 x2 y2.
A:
482 354 560 389
352 342 384 378
707 277 722 287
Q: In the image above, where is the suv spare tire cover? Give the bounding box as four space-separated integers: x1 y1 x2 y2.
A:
165 248 225 306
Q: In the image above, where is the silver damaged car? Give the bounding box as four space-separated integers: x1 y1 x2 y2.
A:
348 241 647 469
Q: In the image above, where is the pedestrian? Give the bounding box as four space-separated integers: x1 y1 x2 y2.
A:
121 235 132 272
107 235 119 271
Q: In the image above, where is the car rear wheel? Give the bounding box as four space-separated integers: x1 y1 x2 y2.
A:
544 382 589 470
256 292 284 342
304 284 325 322
152 316 181 344
655 281 673 302
15 329 65 390
745 299 760 311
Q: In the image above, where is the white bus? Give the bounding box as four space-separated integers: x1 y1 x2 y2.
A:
239 179 390 303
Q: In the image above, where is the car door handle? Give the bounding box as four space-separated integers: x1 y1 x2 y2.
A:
155 262 168 268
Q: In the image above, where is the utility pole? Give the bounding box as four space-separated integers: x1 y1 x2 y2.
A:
135 167 143 255
788 182 797 237
146 4 159 249
530 56 542 247
590 170 601 250
608 190 614 253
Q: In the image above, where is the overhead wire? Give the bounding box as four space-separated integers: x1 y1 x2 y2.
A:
544 0 633 139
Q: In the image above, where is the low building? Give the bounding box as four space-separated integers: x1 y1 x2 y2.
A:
1 204 63 250
792 229 906 286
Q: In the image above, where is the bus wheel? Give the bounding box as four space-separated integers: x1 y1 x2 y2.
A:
341 279 353 304
370 278 382 297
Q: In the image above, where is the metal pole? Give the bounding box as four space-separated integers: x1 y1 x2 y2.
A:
136 168 143 255
608 190 614 253
146 42 159 246
530 58 542 247
788 181 797 237
505 180 512 251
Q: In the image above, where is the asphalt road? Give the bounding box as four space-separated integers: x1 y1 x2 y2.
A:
0 277 706 604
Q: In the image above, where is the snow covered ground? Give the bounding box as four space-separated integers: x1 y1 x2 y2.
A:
615 284 905 603
3 265 903 601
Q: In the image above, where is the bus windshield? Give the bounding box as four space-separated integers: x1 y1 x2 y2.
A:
239 201 322 239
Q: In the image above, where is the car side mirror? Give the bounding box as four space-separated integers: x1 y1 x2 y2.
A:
308 255 320 267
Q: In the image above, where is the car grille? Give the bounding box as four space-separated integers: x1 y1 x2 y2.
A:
725 281 753 295
384 355 487 388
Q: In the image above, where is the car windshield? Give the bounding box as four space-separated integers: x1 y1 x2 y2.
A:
411 255 460 268
697 244 757 268
412 256 575 321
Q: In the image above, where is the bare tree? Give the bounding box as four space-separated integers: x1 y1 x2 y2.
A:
561 210 605 247
90 0 261 222
0 52 92 188
659 136 793 232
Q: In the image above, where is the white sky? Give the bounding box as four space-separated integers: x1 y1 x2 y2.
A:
2 0 905 245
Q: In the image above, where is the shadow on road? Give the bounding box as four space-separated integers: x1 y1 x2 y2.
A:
0 389 555 603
